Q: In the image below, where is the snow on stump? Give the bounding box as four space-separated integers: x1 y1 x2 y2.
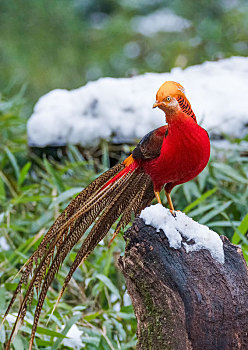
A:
118 204 248 350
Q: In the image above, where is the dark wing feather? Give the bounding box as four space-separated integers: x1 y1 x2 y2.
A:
132 125 168 160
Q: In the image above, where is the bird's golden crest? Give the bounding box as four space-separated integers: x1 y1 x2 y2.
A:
156 81 188 103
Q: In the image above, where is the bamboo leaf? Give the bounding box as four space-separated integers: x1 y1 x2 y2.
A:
25 321 68 338
13 335 24 350
187 202 218 218
51 314 81 350
0 287 6 313
212 163 248 184
44 158 65 193
0 177 6 201
232 214 248 245
0 323 6 344
184 188 217 214
18 162 31 186
49 187 83 208
207 220 240 228
95 274 121 300
4 146 20 180
199 201 232 225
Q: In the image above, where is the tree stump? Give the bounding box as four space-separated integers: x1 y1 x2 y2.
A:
118 217 248 350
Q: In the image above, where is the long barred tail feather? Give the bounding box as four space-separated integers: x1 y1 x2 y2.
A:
5 166 133 348
4 161 154 350
50 173 154 318
2 163 125 326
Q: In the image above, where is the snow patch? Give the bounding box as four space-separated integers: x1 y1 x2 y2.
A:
62 324 84 349
28 56 248 148
0 237 10 251
132 9 191 36
6 314 17 325
140 204 224 264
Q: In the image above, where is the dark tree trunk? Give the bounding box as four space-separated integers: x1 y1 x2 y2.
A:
118 218 248 350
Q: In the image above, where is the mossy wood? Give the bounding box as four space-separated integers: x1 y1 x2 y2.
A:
119 218 248 350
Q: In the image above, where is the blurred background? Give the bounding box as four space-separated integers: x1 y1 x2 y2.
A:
1 0 248 106
0 1 248 349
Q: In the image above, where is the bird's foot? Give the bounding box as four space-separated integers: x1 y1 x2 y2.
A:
170 210 180 217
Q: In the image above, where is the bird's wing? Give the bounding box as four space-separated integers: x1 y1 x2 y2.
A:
132 125 168 160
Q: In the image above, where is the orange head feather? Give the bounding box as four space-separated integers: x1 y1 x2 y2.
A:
155 81 186 102
153 81 196 122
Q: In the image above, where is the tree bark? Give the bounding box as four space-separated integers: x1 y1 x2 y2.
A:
118 217 248 350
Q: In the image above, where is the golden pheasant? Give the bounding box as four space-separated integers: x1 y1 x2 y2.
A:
3 81 210 349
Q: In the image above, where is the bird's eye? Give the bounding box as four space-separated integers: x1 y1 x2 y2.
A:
166 96 171 102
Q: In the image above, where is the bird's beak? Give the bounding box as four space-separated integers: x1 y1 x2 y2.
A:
153 101 165 109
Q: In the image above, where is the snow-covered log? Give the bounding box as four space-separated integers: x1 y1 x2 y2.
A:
28 56 248 148
119 205 248 350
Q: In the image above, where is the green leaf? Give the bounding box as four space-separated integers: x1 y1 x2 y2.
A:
13 335 24 350
81 336 100 346
95 274 121 300
197 167 209 192
121 340 137 349
101 140 110 169
0 288 6 313
49 187 83 208
18 162 31 186
184 188 217 214
0 177 6 201
25 321 68 338
0 324 6 344
187 202 218 218
199 201 232 225
11 194 50 204
115 312 136 320
67 144 85 162
51 314 81 350
207 220 240 228
84 311 103 321
183 181 200 202
112 318 126 340
103 243 115 275
212 163 248 184
8 231 43 266
44 158 65 193
4 283 18 291
35 339 53 347
241 246 248 262
232 214 248 245
0 170 17 196
4 146 20 180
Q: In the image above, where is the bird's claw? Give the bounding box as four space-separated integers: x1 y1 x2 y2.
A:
170 210 176 217
170 210 181 217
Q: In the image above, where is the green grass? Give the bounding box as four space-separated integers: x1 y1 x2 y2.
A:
0 93 247 349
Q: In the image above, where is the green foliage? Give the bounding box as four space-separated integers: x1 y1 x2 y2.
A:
1 0 248 104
